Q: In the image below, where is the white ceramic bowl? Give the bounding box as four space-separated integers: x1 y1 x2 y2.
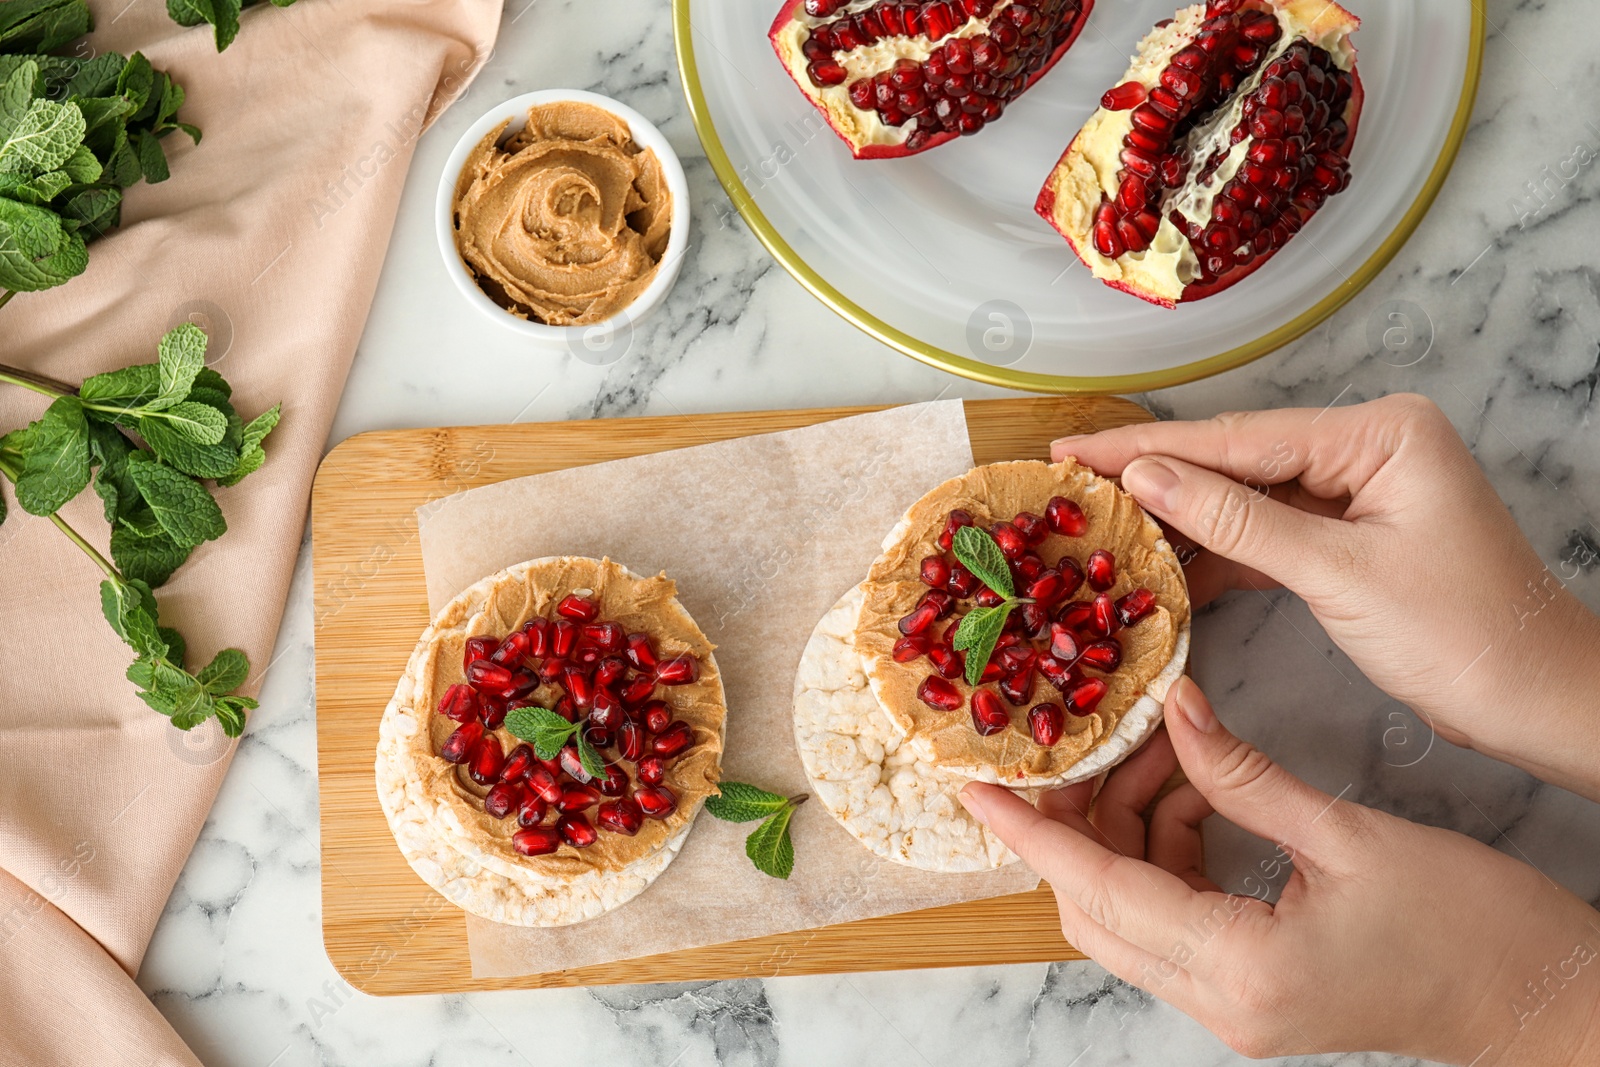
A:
435 89 690 347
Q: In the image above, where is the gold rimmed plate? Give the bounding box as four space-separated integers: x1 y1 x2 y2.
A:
675 0 1483 394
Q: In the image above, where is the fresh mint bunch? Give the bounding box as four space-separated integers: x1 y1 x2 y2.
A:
704 782 807 879
166 0 298 52
0 323 281 737
949 525 1033 687
0 0 201 304
504 705 607 780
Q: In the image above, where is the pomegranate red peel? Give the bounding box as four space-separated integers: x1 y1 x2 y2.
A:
1036 0 1362 306
769 0 1094 160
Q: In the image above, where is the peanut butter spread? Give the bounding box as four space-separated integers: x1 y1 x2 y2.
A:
855 460 1189 782
452 102 671 326
412 558 723 876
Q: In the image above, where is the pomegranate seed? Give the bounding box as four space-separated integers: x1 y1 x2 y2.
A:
1013 511 1049 546
1048 622 1080 663
946 561 980 597
556 594 599 622
589 688 624 730
468 735 505 785
920 555 951 588
899 599 941 635
438 683 479 723
585 724 613 750
997 645 1036 674
1026 569 1069 606
551 694 576 722
557 813 599 847
440 721 482 764
595 656 628 689
937 509 974 551
465 660 513 692
517 791 548 828
991 521 1028 560
1065 677 1109 716
573 644 602 669
1037 654 1077 691
1086 592 1119 637
1057 599 1094 631
656 654 699 686
917 676 963 711
1079 638 1122 672
558 782 601 813
1013 551 1046 583
501 743 535 783
635 785 678 819
975 587 1005 608
489 630 531 668
894 633 932 662
513 826 562 856
618 720 647 761
969 689 1009 736
551 620 578 657
1115 588 1158 626
597 798 644 836
619 673 657 707
484 781 522 819
1101 80 1147 110
537 656 567 685
582 622 625 652
978 658 1004 684
526 765 561 803
1019 603 1050 638
562 665 594 710
463 636 497 676
1028 703 1065 745
928 644 964 678
625 632 659 671
636 756 666 785
642 701 671 734
652 721 694 758
559 744 593 783
596 763 628 797
999 668 1034 706
524 617 551 657
1086 549 1116 591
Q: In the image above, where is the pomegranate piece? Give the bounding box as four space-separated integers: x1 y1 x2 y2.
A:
562 665 594 710
484 781 522 820
656 654 699 686
559 744 594 783
636 755 666 786
920 555 951 589
556 594 599 622
1026 568 1071 607
551 694 576 722
1019 602 1051 638
1013 511 1049 546
997 645 1037 675
462 635 496 673
558 783 601 813
1013 551 1046 583
651 721 694 759
465 660 513 693
513 826 562 856
573 644 601 668
975 587 1005 608
537 656 568 685
1046 496 1088 537
1037 653 1079 691
917 676 963 711
946 560 980 598
990 521 1028 560
596 763 629 797
517 791 548 828
467 735 505 785
893 633 933 663
1057 599 1095 633
490 629 531 668
589 690 625 732
1079 637 1123 672
1028 702 1066 746
937 509 974 552
969 688 1010 737
625 632 659 672
438 683 479 724
999 667 1035 707
1037 0 1363 306
581 622 625 653
898 599 941 636
524 617 551 657
1065 676 1109 716
1116 588 1159 626
928 644 965 679
1086 549 1116 592
618 720 648 761
584 724 613 751
619 672 657 708
635 785 678 819
439 721 483 764
551 619 578 658
1055 555 1086 597
1087 592 1120 638
501 743 535 783
481 695 509 729
557 813 599 848
641 700 672 734
771 0 1094 159
526 765 562 804
594 655 629 689
1047 622 1081 665
597 797 645 836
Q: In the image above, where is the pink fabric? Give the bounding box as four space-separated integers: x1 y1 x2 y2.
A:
0 0 500 1061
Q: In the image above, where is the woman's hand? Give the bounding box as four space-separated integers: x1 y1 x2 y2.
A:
962 678 1600 1065
1053 394 1600 800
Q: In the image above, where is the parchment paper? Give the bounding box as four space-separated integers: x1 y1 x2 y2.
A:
415 401 1041 978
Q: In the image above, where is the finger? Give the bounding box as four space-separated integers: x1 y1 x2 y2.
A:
961 782 1236 956
1148 783 1220 893
1179 549 1279 606
1090 729 1183 857
1052 893 1192 1000
1119 455 1354 601
1163 677 1355 871
1037 779 1095 829
1051 400 1417 501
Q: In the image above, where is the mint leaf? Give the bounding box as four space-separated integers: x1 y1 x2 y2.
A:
158 400 228 445
952 605 1010 688
216 444 264 487
81 364 160 406
138 409 241 479
575 733 606 780
168 682 214 730
213 697 249 737
11 396 89 515
124 452 225 548
504 705 578 760
109 524 190 587
159 626 187 668
952 525 1013 599
238 402 280 453
197 648 248 693
167 0 243 51
705 782 791 823
100 577 166 658
745 807 797 880
0 194 87 292
87 420 136 522
154 322 206 408
0 97 85 175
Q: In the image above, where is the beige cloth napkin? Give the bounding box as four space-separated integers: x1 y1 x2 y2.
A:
0 1 500 1063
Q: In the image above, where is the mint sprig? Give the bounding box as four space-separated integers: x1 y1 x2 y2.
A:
504 705 607 780
950 525 1031 687
704 781 807 879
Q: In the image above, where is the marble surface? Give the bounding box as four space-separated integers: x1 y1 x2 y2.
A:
136 0 1600 1063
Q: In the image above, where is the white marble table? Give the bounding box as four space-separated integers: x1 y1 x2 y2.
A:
136 1 1600 1063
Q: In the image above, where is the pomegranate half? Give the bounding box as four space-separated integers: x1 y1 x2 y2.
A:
770 0 1094 159
1035 0 1362 307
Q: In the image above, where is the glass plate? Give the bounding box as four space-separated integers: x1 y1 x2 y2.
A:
675 0 1483 393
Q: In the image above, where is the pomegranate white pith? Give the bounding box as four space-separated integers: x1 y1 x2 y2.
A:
1037 0 1362 306
771 0 1093 159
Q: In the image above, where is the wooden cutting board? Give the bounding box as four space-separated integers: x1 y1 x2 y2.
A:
313 396 1155 995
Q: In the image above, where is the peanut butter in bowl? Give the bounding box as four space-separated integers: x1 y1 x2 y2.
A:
450 100 673 327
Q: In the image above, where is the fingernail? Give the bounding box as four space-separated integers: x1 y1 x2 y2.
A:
1050 434 1087 461
1121 456 1182 512
1174 677 1218 734
959 785 990 827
